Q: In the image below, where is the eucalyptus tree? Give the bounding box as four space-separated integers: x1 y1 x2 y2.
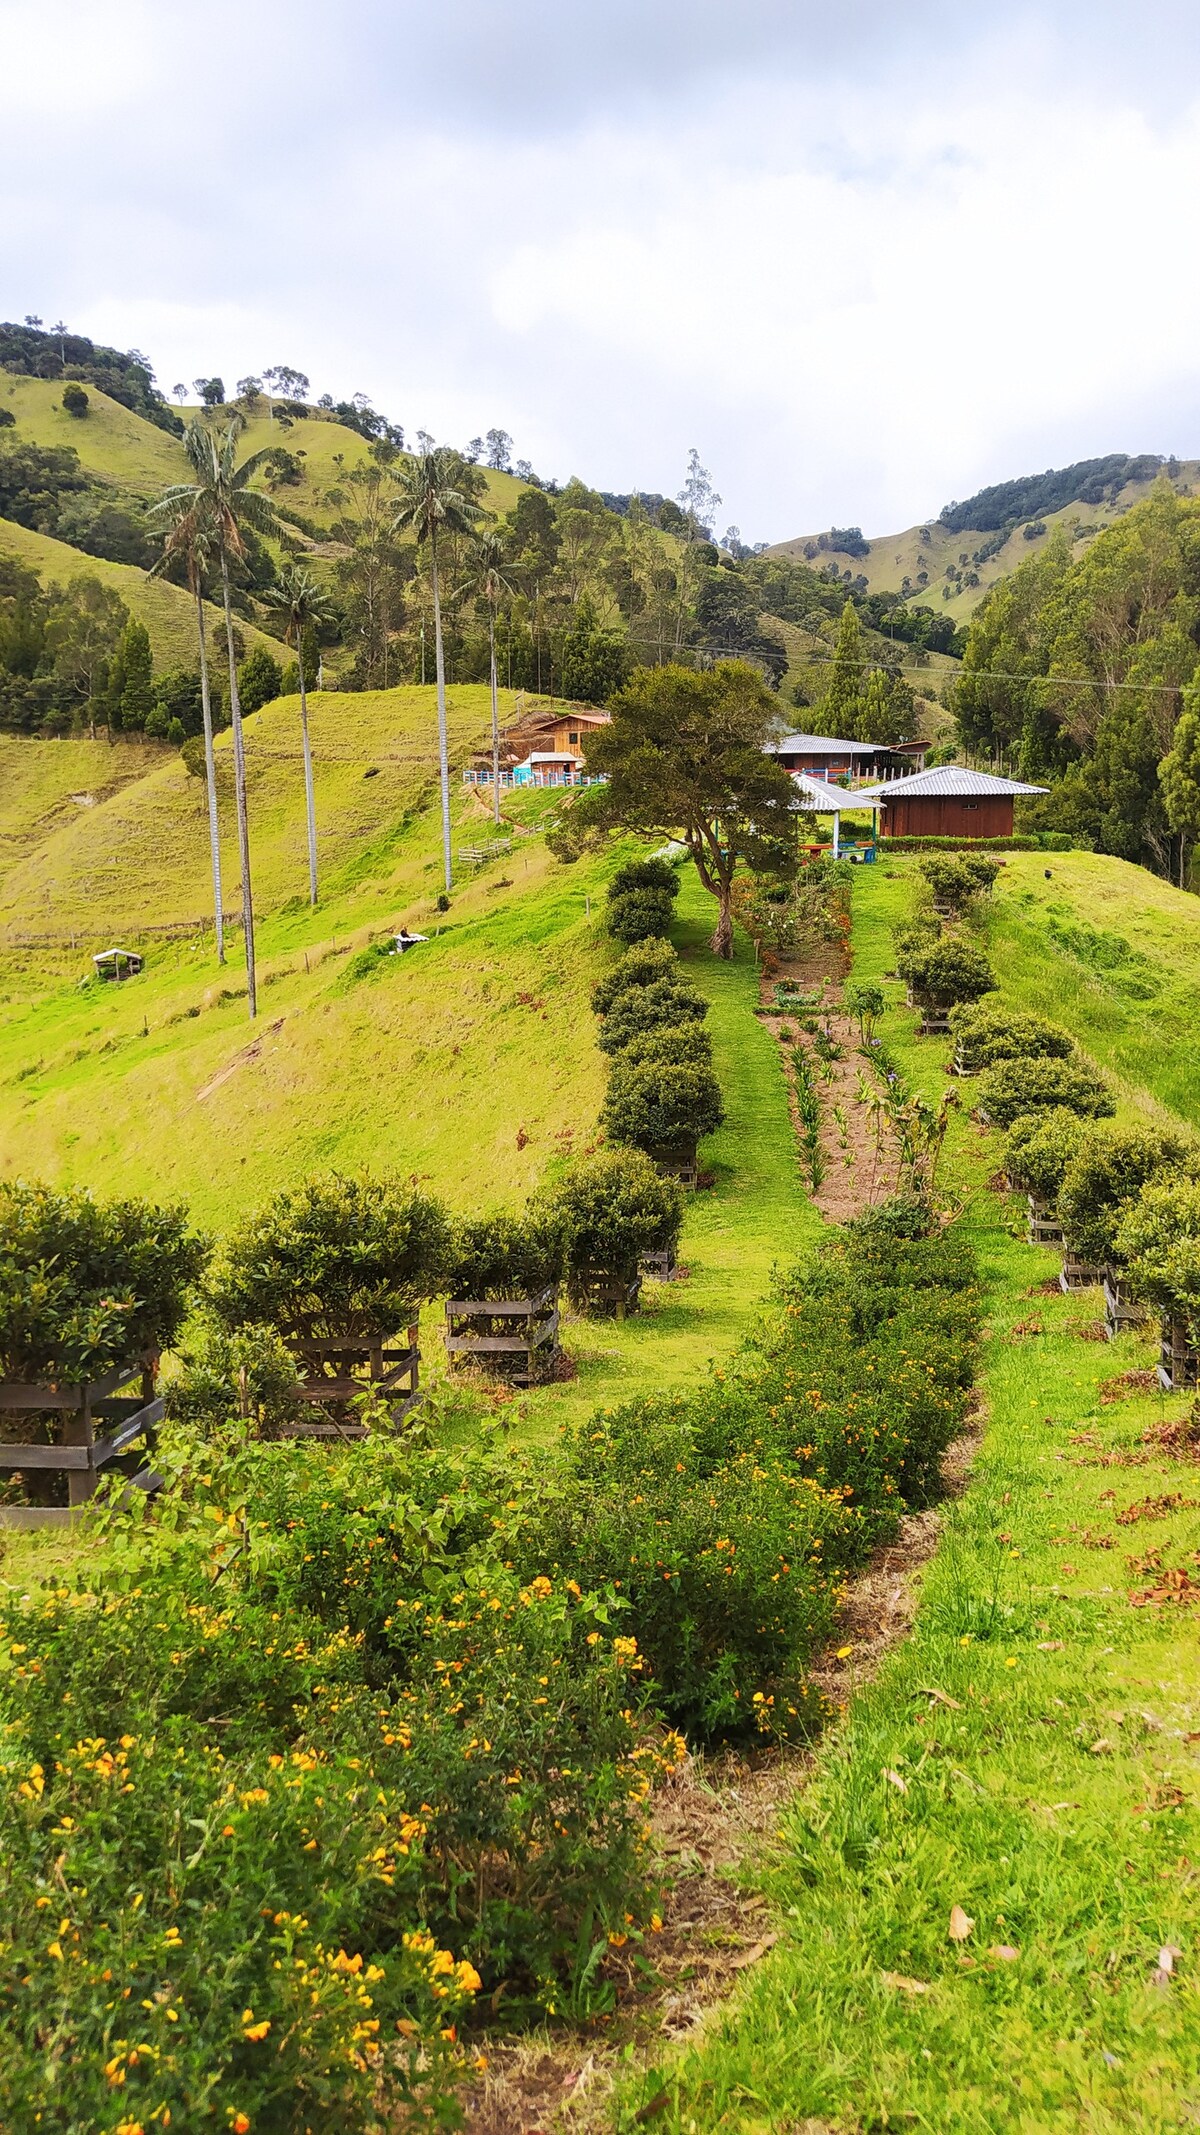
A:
263 564 336 905
152 503 226 960
156 417 278 1016
391 446 486 892
460 531 516 822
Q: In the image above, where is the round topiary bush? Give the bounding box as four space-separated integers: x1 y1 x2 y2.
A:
978 1056 1114 1128
618 1021 715 1070
207 1173 451 1342
892 916 942 979
906 937 997 1009
444 1210 566 1300
947 1001 1075 1072
606 887 677 943
591 939 679 1015
0 1180 208 1381
1061 1127 1195 1270
916 853 979 910
602 1059 725 1156
1114 1176 1200 1330
959 853 1002 892
1003 1108 1089 1198
596 978 709 1055
540 1149 683 1309
608 857 681 901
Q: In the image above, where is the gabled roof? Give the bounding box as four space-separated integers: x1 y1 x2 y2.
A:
766 731 883 757
790 771 853 811
855 765 1048 803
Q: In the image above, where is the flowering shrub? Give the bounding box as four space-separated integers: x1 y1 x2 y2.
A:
0 1181 207 1381
977 1055 1114 1127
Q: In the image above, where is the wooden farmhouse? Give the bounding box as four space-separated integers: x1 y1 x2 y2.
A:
855 764 1048 839
463 705 611 791
764 732 927 783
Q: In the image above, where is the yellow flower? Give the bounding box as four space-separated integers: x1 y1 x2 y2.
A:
455 1959 482 1993
232 2117 251 2134
243 2019 271 2042
430 1949 456 1977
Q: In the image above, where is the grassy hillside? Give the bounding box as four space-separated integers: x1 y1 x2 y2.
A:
770 461 1200 623
0 515 282 672
0 375 189 493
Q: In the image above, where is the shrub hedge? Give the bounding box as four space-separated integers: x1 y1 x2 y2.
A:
601 1058 725 1156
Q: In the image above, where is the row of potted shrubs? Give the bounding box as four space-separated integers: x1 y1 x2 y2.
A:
0 1196 981 2130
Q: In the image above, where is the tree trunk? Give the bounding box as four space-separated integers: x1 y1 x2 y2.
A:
431 534 453 894
195 579 225 965
220 552 256 1017
489 609 501 823
298 637 318 906
710 885 734 959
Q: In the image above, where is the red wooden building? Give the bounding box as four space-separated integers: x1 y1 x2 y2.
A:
855 764 1047 839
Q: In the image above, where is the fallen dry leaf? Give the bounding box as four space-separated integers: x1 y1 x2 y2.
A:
729 1932 780 1970
920 1686 963 1709
881 1970 930 1995
883 1768 909 1794
988 1944 1020 1962
948 1905 975 1943
1150 1943 1183 1989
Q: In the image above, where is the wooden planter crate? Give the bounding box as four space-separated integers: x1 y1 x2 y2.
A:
278 1333 421 1439
951 1038 979 1077
445 1286 561 1385
569 1269 642 1320
0 1360 162 1514
1027 1193 1063 1246
911 994 950 1036
1059 1252 1103 1293
651 1141 699 1191
640 1246 682 1281
1159 1316 1199 1392
1103 1270 1149 1339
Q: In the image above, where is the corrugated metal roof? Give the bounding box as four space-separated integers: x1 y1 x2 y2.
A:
854 765 1048 802
790 771 853 811
765 732 883 756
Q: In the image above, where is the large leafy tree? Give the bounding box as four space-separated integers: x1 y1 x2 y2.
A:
583 659 798 957
392 446 486 891
155 418 279 1016
262 565 336 905
1160 685 1200 886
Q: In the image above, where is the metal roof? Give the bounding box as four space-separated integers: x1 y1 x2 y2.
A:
765 731 884 757
854 765 1048 803
790 771 854 811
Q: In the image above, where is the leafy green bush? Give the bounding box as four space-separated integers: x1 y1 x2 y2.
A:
843 978 885 1041
207 1173 451 1342
1003 1107 1089 1198
906 937 997 1009
595 978 708 1055
1058 1126 1194 1267
916 853 980 909
541 1148 683 1303
591 938 679 1014
893 915 941 978
959 853 1002 891
606 887 677 942
165 1319 305 1437
608 856 681 900
0 1180 207 1380
978 1056 1114 1127
617 1021 714 1070
947 1000 1075 1071
445 1210 565 1299
1114 1176 1200 1330
601 1058 724 1155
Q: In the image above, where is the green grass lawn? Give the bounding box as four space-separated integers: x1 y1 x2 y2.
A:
639 861 1200 2134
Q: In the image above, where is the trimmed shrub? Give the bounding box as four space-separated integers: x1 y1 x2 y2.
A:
978 1055 1114 1127
1114 1176 1200 1330
445 1210 566 1299
906 937 998 1008
541 1148 683 1303
596 978 708 1055
207 1172 451 1342
959 853 1003 890
618 1021 714 1070
0 1180 208 1380
1058 1126 1194 1267
608 856 681 900
916 853 980 909
893 915 941 979
591 938 679 1014
602 1058 724 1155
607 886 677 942
1003 1107 1089 1198
947 1000 1075 1071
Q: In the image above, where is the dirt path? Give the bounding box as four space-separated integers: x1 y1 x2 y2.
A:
758 943 899 1223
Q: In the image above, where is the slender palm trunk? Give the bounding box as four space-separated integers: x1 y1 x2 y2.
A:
194 579 225 964
489 608 501 823
220 550 257 1017
298 640 318 906
431 534 453 894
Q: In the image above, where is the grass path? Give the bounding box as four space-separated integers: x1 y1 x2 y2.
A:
643 863 1200 2134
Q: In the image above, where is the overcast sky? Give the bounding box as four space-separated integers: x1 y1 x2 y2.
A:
4 0 1200 542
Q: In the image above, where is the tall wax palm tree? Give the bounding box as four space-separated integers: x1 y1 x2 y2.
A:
150 496 226 964
391 446 484 893
459 533 517 823
156 417 278 1017
263 564 336 906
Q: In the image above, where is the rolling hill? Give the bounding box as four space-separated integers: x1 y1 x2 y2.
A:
770 456 1200 623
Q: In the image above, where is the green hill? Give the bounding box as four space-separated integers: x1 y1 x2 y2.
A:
771 458 1200 624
